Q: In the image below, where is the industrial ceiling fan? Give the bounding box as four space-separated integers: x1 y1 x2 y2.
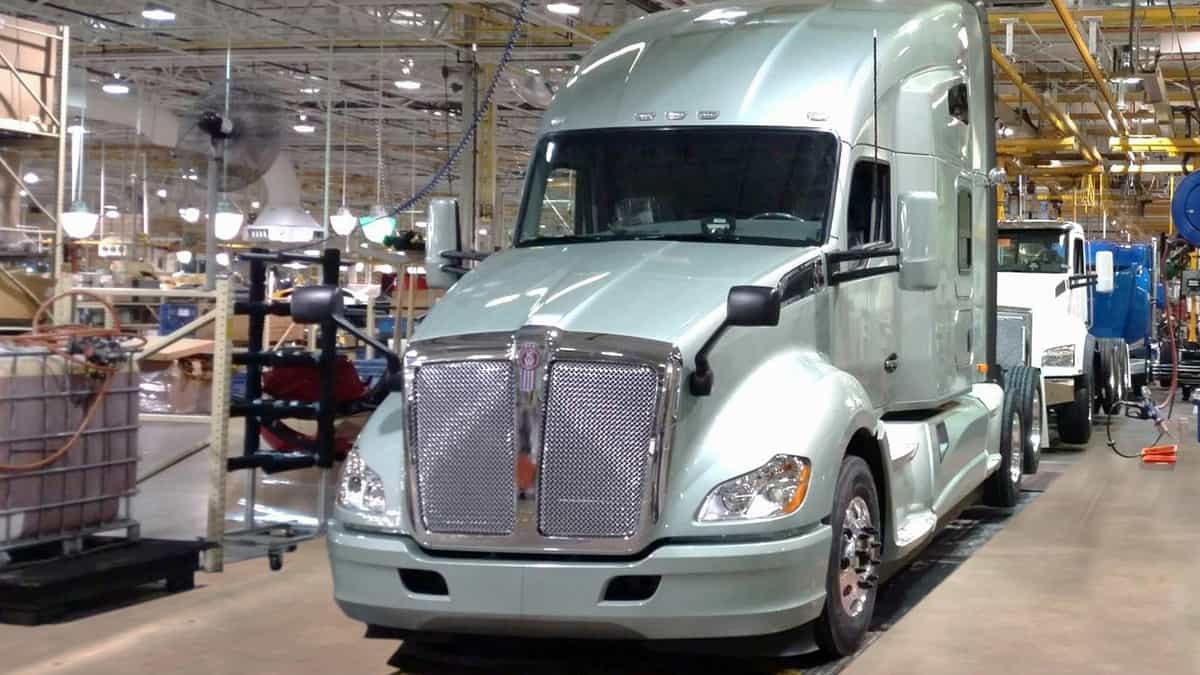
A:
174 75 283 287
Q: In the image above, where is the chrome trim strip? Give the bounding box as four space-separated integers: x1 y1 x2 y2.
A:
403 326 683 555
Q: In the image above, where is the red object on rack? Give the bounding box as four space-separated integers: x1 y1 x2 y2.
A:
262 356 368 404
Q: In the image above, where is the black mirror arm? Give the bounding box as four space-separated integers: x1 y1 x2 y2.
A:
331 315 403 376
689 322 730 396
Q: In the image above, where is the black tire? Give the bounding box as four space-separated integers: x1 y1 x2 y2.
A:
1057 372 1093 444
984 387 1023 507
1004 365 1042 475
814 456 882 658
1098 339 1120 415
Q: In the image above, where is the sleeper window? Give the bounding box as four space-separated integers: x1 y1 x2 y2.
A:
846 161 891 247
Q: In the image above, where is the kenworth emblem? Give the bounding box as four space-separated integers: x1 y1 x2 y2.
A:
517 342 541 392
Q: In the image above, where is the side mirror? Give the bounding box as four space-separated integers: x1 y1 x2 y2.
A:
726 285 780 326
690 285 779 396
1095 250 1115 294
425 198 462 290
291 285 343 324
897 191 941 291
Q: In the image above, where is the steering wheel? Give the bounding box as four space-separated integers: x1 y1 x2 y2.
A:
747 212 801 221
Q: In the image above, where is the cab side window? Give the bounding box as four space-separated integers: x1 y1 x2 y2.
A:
1072 238 1085 275
846 160 891 247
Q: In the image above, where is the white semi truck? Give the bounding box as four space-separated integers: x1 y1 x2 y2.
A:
328 0 1039 657
996 220 1121 463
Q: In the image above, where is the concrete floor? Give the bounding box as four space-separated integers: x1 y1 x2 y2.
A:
2 409 1198 674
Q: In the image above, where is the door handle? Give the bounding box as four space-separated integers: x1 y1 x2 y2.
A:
884 353 899 373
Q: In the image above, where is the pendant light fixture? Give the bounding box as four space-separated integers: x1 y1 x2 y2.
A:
62 107 98 239
362 46 396 244
329 114 356 235
213 198 244 240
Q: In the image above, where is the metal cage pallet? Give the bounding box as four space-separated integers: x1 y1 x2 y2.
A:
0 346 139 555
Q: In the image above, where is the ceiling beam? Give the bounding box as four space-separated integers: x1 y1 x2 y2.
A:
990 7 1200 33
1047 0 1129 137
991 45 1102 164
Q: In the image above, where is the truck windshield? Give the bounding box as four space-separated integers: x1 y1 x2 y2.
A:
997 229 1068 273
516 128 838 247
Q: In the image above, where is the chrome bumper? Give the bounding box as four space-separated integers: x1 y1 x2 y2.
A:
328 520 831 640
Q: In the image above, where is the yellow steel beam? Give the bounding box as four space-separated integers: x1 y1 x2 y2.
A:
991 46 1101 163
1109 136 1200 154
1019 161 1196 177
1047 0 1128 136
998 137 1079 155
990 7 1200 33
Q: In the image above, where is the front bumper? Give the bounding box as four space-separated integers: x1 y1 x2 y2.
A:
328 520 831 640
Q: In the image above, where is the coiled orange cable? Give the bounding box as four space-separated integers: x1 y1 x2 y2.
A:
0 289 139 474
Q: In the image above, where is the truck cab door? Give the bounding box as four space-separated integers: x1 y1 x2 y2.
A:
1069 234 1089 326
829 154 897 409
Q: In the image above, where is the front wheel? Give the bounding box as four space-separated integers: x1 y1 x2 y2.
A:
1057 372 1093 445
984 388 1024 507
1004 365 1042 475
814 455 882 658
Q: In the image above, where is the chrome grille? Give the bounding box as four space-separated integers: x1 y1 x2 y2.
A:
997 312 1030 368
538 361 660 538
413 361 516 535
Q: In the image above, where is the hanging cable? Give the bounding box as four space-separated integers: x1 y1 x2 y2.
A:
366 0 531 223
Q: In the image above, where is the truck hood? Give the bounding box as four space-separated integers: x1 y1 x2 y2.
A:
415 240 810 352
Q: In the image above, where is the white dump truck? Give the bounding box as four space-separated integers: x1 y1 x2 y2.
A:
996 220 1121 460
328 0 1038 657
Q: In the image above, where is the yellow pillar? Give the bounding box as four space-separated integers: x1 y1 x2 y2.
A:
1190 251 1198 344
476 64 498 250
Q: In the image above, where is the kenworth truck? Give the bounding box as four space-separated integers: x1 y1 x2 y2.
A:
996 220 1121 457
328 0 1037 657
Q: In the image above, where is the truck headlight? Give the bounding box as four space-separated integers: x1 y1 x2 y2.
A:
1042 344 1075 368
697 455 811 523
337 447 386 515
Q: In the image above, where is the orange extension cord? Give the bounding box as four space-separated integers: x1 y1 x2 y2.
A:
0 290 139 474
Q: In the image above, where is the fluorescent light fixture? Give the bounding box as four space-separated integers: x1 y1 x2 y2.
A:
155 187 167 199
179 206 200 223
213 199 244 240
22 171 38 184
251 200 261 209
330 205 357 235
216 252 231 267
354 262 365 272
142 4 175 21
360 204 396 243
477 228 488 235
547 2 581 15
414 220 427 229
62 200 99 239
102 81 130 95
394 80 421 90
300 87 321 95
293 113 316 134
303 249 320 256
105 208 120 219
175 250 193 265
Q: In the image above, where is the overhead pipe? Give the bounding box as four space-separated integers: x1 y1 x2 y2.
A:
1048 0 1129 137
991 45 1102 164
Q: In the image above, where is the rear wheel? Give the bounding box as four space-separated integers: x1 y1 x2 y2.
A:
814 456 881 658
1057 372 1093 444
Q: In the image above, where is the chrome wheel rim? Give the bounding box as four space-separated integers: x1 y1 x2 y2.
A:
837 496 879 618
1009 410 1022 484
1029 389 1042 454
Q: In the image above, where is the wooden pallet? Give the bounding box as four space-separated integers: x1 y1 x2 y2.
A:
0 536 208 625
